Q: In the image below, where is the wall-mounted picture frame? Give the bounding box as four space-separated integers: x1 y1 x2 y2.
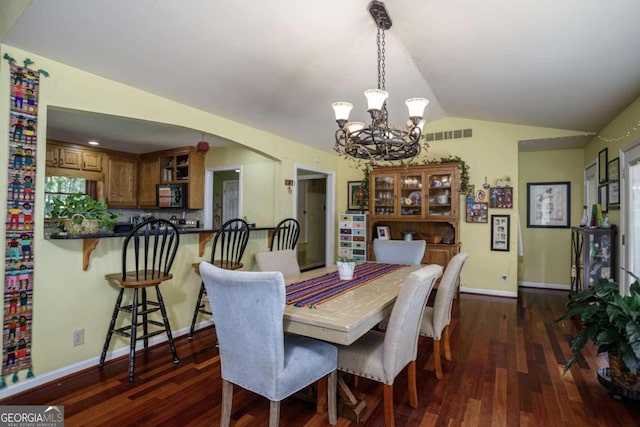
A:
608 157 619 182
491 215 510 251
598 148 608 184
376 225 390 240
599 184 608 213
466 184 476 198
466 202 488 223
347 181 366 210
489 187 513 209
608 181 620 209
526 181 571 228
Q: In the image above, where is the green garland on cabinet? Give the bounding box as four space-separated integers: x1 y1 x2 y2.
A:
357 156 470 210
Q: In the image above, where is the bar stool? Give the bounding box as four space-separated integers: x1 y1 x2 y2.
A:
270 218 300 251
99 218 180 382
189 218 249 338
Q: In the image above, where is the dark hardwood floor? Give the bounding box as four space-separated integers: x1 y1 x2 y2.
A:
2 288 639 426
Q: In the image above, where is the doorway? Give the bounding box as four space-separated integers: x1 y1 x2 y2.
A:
295 165 336 270
204 166 242 229
621 142 640 294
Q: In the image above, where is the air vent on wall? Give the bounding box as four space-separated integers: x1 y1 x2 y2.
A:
424 128 472 142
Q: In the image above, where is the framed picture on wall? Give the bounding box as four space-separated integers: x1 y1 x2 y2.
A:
599 184 608 212
347 181 367 210
491 215 510 251
599 148 608 183
526 181 571 228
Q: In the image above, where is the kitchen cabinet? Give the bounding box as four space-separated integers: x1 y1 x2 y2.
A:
571 227 617 293
368 163 461 268
46 142 103 172
158 147 205 209
138 155 160 208
106 154 138 208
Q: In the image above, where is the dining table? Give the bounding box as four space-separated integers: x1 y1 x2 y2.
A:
282 262 424 422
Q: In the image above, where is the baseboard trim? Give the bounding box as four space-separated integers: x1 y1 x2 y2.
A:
518 281 570 291
0 321 215 400
459 286 517 298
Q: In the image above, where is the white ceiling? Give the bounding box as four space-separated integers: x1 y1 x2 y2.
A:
3 0 640 153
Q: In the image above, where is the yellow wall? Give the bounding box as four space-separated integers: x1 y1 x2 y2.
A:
518 149 585 285
207 146 278 226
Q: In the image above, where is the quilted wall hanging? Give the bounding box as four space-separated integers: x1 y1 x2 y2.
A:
2 53 48 386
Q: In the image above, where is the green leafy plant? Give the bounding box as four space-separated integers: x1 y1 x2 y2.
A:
555 271 640 376
51 193 121 232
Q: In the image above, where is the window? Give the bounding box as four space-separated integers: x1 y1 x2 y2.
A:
44 176 90 217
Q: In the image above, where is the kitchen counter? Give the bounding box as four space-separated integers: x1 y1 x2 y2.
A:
45 226 275 271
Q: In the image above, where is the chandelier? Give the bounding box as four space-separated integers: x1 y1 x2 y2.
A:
332 0 429 161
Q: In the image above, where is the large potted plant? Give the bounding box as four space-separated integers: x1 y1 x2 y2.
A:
51 193 121 234
556 272 640 395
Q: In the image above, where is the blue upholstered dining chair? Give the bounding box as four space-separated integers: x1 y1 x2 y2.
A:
337 264 443 427
199 262 338 427
255 249 301 277
420 252 469 379
373 238 426 264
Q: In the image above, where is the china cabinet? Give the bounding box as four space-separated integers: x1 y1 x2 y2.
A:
368 163 461 267
570 226 617 293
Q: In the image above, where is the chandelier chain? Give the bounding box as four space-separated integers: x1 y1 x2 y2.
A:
376 24 386 91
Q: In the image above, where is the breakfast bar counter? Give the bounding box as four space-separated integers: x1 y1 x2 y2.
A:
45 226 275 271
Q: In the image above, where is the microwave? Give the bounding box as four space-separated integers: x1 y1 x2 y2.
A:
156 183 188 208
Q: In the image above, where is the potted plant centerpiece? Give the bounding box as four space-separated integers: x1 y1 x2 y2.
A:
337 257 356 281
51 193 121 234
556 272 640 397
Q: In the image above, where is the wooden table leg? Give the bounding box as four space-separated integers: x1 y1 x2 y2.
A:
337 375 368 422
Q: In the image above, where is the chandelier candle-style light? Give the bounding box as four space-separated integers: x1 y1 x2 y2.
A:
332 0 429 161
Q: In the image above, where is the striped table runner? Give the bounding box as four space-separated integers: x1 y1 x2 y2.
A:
286 262 404 308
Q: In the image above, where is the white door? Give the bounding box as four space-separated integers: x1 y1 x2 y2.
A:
222 180 240 223
621 143 640 294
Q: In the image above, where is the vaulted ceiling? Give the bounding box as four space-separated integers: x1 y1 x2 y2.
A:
3 0 640 153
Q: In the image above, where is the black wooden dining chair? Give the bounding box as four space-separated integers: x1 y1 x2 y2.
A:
270 218 300 251
100 218 180 381
189 218 250 338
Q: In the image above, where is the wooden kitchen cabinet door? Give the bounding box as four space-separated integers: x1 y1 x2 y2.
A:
106 155 138 208
138 155 160 208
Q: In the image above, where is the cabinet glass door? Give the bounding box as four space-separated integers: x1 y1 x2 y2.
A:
399 172 423 217
427 172 454 218
373 174 395 216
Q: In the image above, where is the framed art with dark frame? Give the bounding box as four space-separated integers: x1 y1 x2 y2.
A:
598 148 608 184
526 181 571 228
491 215 510 251
599 184 608 213
376 225 390 240
607 157 620 209
347 181 366 210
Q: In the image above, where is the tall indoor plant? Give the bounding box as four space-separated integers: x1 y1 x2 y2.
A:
556 272 640 391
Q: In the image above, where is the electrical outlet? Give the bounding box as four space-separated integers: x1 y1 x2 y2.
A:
73 329 84 346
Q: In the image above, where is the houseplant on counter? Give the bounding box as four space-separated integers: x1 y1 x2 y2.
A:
50 193 121 234
555 272 640 397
